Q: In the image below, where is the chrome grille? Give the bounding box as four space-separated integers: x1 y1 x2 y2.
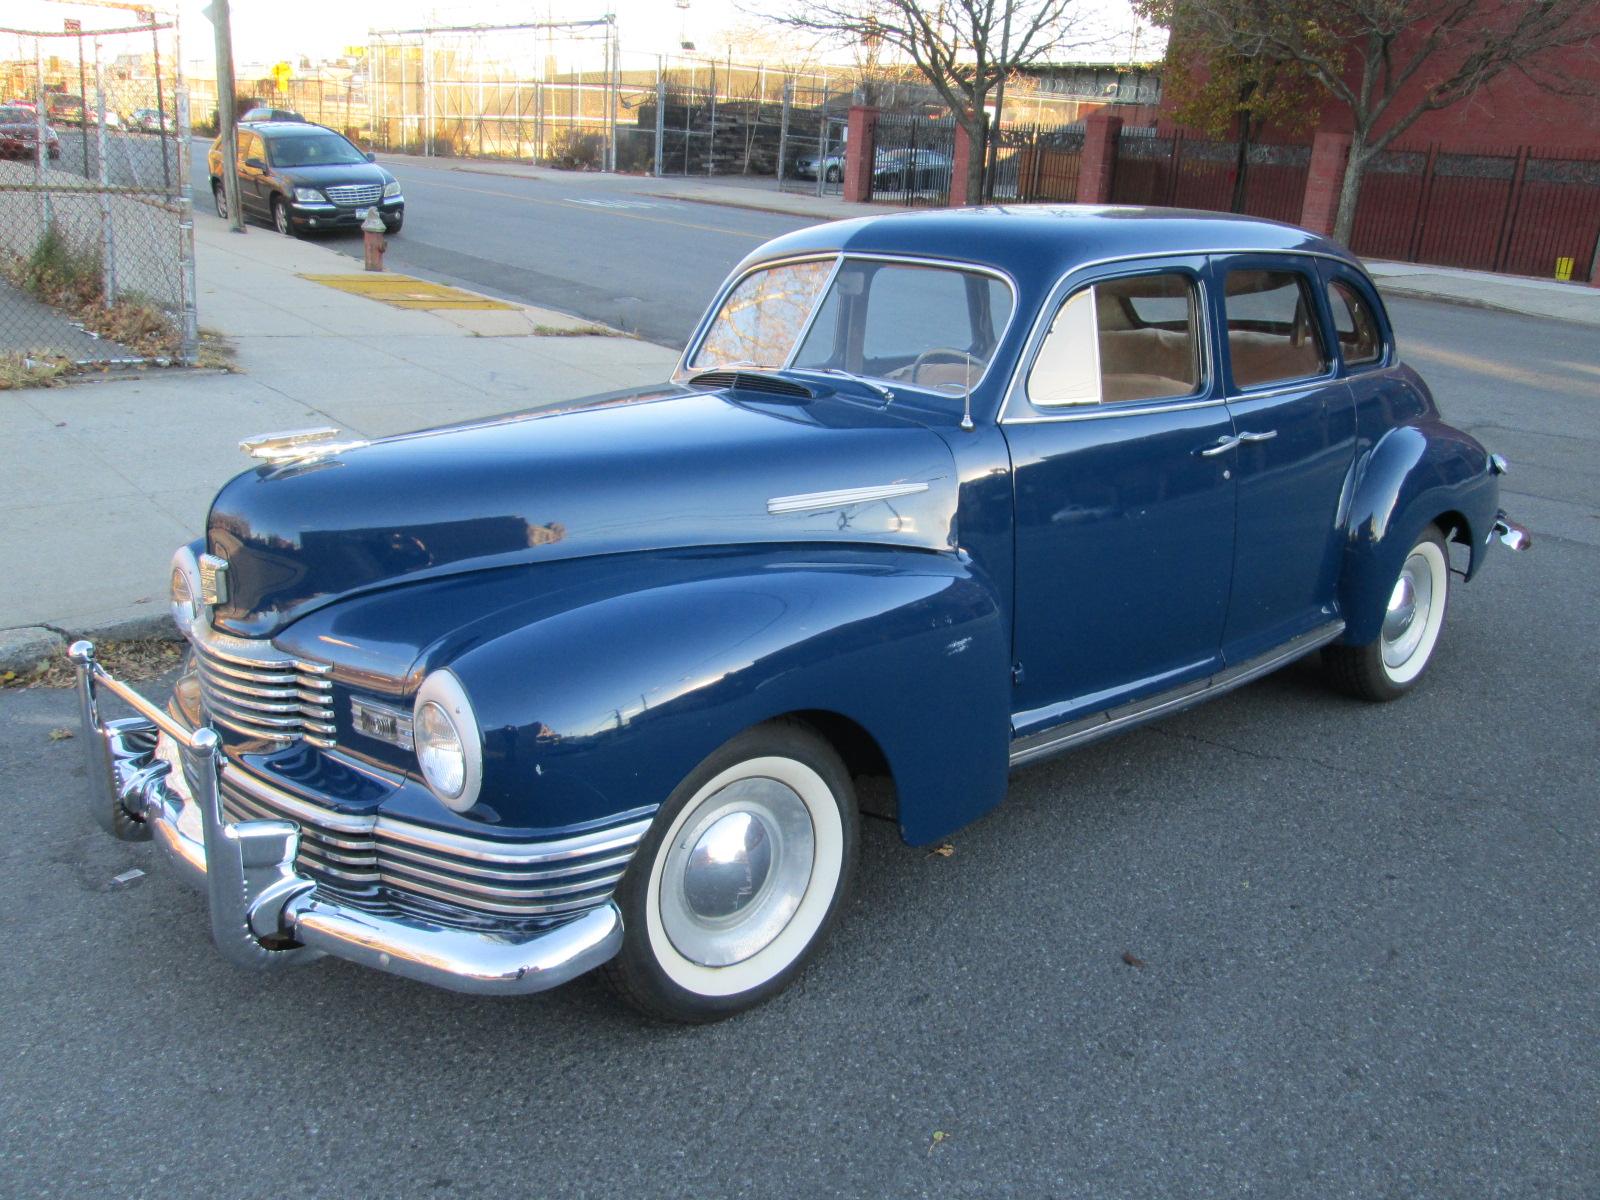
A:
221 766 648 922
324 183 382 207
193 638 335 748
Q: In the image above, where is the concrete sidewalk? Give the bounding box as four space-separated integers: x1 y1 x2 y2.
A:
1365 259 1600 327
0 218 678 663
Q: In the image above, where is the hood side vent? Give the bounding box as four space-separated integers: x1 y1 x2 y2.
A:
688 370 815 399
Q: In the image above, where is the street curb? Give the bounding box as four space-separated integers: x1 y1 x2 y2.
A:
1 613 179 676
1371 281 1600 327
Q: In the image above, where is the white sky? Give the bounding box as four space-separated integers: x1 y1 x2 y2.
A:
8 0 1164 73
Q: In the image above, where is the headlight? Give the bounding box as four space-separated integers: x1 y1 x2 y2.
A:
382 180 401 198
293 185 323 203
413 670 482 813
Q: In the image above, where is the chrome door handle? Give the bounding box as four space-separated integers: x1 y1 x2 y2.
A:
1198 435 1241 457
1237 430 1278 443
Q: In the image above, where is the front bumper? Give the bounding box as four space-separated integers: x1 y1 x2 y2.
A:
68 640 622 996
290 197 402 228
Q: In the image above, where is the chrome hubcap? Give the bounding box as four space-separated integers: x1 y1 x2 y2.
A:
660 777 815 967
1382 553 1433 667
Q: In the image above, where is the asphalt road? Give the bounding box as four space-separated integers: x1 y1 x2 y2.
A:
3 221 1597 1193
186 148 810 347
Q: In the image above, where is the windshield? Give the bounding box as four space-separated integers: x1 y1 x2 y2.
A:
689 257 1014 396
266 133 367 168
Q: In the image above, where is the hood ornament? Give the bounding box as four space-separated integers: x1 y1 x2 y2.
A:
240 427 369 463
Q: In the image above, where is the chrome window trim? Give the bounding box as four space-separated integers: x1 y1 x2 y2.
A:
1323 273 1393 375
674 251 1021 399
1002 254 1214 426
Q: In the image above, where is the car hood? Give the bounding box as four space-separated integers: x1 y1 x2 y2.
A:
205 385 960 638
275 161 391 188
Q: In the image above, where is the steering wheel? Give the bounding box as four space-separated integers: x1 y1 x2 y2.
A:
906 347 983 388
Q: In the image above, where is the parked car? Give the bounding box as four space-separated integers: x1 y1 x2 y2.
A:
127 107 170 133
0 105 60 159
206 120 403 235
68 208 1527 1022
791 151 846 182
872 146 954 190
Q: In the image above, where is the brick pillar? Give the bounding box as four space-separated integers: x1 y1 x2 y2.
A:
1300 131 1352 237
1076 112 1123 204
843 105 880 204
949 119 979 206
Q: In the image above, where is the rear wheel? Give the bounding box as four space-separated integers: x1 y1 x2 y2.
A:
604 721 858 1022
1324 525 1451 701
212 180 227 220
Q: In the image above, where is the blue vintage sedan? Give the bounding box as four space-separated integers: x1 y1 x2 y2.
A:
70 206 1528 1021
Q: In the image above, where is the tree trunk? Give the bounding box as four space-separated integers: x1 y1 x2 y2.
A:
964 114 986 204
1230 113 1253 214
1332 134 1369 246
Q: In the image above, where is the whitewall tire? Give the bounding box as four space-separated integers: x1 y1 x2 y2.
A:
604 721 858 1022
1324 525 1451 701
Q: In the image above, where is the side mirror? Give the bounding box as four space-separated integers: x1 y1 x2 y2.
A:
365 151 376 163
244 156 265 171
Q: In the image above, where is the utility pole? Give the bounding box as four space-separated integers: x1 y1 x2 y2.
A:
203 0 243 231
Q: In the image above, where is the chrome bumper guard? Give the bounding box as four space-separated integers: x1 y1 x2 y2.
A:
68 640 623 996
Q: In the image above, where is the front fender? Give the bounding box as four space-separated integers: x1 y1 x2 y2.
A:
421 547 1011 847
1339 420 1498 644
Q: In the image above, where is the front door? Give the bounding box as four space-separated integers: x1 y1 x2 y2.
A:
236 131 266 218
1211 256 1357 663
1003 257 1237 736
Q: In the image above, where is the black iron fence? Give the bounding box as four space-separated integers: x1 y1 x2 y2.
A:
988 122 1084 202
868 113 956 206
1351 143 1600 279
1110 128 1311 224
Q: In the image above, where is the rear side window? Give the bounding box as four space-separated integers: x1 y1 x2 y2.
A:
1328 279 1383 366
1224 268 1328 388
1028 272 1202 407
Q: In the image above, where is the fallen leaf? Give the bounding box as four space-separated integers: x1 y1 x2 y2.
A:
926 842 955 859
928 1130 949 1155
1121 951 1147 970
47 727 75 742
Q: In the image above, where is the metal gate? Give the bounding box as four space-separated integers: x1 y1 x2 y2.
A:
868 114 956 206
779 110 848 196
988 123 1084 202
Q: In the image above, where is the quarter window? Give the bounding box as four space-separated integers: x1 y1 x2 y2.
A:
1328 279 1383 366
1028 272 1202 407
1223 268 1329 388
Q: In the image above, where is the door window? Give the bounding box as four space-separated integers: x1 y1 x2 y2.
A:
1327 279 1384 366
237 132 261 167
1028 272 1202 407
1223 268 1328 388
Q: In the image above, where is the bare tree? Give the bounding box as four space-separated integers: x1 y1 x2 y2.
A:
768 1 1086 200
1151 1 1600 242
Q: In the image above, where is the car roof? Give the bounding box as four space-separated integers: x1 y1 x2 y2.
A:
740 205 1363 288
242 121 334 135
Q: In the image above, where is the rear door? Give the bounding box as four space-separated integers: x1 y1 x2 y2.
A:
1212 255 1357 663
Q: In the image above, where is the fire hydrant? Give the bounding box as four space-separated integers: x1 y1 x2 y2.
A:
361 207 387 271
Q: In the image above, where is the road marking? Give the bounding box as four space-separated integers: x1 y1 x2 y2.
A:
564 197 659 210
398 177 772 239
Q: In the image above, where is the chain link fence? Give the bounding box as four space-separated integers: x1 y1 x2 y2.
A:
0 16 195 367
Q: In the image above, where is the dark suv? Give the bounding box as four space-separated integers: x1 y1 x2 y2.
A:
207 121 404 236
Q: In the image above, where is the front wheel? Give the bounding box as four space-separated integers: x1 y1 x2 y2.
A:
1324 525 1451 701
604 721 859 1022
382 213 403 235
271 195 296 237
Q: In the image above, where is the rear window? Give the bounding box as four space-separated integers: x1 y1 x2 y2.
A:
1328 279 1384 366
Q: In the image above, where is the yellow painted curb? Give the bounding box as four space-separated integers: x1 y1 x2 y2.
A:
298 273 516 310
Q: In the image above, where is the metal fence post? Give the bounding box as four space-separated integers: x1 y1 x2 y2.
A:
95 79 116 307
654 78 666 176
776 78 790 191
176 89 199 364
816 92 827 198
35 38 50 230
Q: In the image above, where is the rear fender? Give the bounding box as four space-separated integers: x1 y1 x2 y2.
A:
1338 421 1497 644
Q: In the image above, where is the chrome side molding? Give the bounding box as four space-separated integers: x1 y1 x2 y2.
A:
767 481 931 515
240 427 368 463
